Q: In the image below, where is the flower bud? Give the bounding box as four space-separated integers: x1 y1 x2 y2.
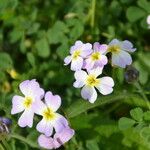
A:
124 65 139 83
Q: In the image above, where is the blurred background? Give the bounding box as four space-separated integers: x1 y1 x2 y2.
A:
0 0 150 149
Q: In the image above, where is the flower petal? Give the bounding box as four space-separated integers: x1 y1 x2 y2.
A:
121 40 136 52
53 114 68 133
19 80 30 96
94 55 108 68
71 57 83 71
80 43 92 58
53 127 75 148
109 39 120 46
11 95 24 114
36 119 53 136
84 58 95 71
32 100 46 115
38 134 54 149
96 77 114 95
112 50 132 68
44 91 61 112
93 42 108 54
18 109 34 128
81 85 97 103
70 41 83 54
88 67 103 77
64 55 72 65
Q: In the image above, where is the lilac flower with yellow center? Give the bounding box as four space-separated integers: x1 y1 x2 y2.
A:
73 68 114 103
38 127 74 149
107 39 136 68
11 79 44 127
64 40 92 71
33 91 68 137
84 42 108 70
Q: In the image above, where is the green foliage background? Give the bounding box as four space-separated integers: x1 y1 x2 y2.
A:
0 0 150 149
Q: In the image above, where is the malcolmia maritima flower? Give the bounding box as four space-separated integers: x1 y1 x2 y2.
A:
11 79 44 127
33 91 68 137
73 68 114 103
38 127 74 149
84 42 108 70
107 39 136 68
64 40 92 71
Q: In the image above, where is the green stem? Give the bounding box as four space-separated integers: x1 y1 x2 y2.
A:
1 139 11 150
91 0 96 28
0 143 5 150
134 82 150 110
10 134 39 148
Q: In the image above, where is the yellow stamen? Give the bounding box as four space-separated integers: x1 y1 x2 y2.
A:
108 45 120 53
86 75 99 86
72 50 81 60
43 108 56 121
91 52 101 61
23 97 32 108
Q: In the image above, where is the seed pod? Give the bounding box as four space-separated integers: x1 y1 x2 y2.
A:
124 65 139 83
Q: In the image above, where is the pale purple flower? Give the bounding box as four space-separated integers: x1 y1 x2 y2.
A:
33 91 68 137
64 40 92 71
107 39 136 68
38 127 74 149
84 42 108 70
73 68 114 103
11 79 44 128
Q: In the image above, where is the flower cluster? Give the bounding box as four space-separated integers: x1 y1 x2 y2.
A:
64 40 136 103
11 79 74 149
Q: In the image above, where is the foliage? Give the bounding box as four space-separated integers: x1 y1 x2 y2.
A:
0 0 150 149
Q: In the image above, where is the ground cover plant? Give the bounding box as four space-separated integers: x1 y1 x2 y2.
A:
0 0 150 149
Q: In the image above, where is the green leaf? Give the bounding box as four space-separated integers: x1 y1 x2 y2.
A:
86 140 99 150
118 117 136 130
126 6 146 22
26 52 35 67
66 92 135 118
0 52 13 70
137 0 150 13
143 111 150 121
47 21 68 44
130 107 143 121
140 127 150 139
35 38 50 58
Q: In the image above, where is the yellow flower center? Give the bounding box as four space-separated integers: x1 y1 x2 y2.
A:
72 50 81 60
86 75 99 86
108 45 120 53
43 108 56 121
23 97 33 109
91 52 101 61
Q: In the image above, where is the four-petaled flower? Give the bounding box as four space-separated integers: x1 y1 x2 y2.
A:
38 127 74 149
11 79 44 127
33 91 68 136
84 42 108 70
107 39 136 68
73 68 114 103
64 40 92 71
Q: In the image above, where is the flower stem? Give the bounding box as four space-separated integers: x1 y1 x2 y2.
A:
1 139 11 150
91 0 96 28
0 143 5 150
10 134 39 148
134 81 150 110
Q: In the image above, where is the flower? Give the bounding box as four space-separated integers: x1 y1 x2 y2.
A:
33 91 68 136
107 39 136 68
64 40 92 71
84 42 108 70
38 127 74 149
147 15 150 28
11 79 44 128
73 68 114 103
